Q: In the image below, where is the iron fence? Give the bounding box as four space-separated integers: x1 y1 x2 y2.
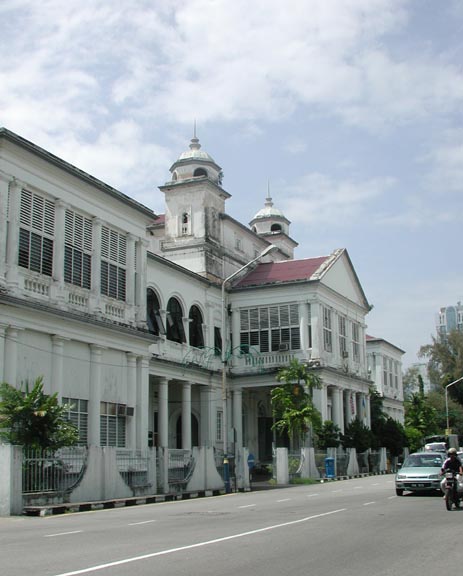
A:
22 447 87 494
116 449 150 489
168 449 194 489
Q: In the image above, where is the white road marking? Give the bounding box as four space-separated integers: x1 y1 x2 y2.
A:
128 520 156 526
52 509 347 576
238 504 256 508
44 531 83 538
307 493 319 497
363 502 375 506
277 498 291 502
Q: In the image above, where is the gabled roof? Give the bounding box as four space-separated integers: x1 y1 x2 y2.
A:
233 248 372 312
366 334 405 354
233 256 330 288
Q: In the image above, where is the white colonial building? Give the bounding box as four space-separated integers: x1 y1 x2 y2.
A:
366 335 405 423
1 128 383 467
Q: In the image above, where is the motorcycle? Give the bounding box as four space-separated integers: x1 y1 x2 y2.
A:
442 470 461 511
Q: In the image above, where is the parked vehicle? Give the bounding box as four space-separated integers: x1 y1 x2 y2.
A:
441 470 461 511
395 452 445 496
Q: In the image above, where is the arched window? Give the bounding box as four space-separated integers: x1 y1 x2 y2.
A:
172 171 178 181
189 305 204 348
270 223 282 232
166 297 186 343
181 212 190 235
146 289 165 336
193 167 207 177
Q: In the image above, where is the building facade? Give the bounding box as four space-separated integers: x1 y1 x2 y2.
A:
436 303 463 338
1 128 390 465
366 335 405 423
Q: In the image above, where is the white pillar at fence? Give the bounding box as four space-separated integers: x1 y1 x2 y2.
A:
0 445 22 516
276 447 289 485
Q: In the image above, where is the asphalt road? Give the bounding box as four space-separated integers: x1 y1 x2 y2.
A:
2 475 463 576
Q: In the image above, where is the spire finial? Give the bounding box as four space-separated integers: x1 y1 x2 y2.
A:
190 120 200 150
265 180 273 206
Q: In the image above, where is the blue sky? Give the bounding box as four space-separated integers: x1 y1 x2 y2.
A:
1 0 462 368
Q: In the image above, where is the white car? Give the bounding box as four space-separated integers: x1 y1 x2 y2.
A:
395 452 445 496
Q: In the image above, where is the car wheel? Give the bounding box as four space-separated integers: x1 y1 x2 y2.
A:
395 488 404 496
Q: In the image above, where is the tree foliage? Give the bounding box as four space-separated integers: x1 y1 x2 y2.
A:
341 418 373 452
420 329 463 403
369 388 407 455
271 359 322 443
315 420 341 449
0 377 79 450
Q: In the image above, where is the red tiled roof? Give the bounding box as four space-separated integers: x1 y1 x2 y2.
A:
233 256 329 288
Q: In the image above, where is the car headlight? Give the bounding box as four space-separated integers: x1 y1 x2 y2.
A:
428 474 439 479
396 474 406 480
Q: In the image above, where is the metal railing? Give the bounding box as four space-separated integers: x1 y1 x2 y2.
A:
116 449 150 489
22 447 87 494
168 449 194 489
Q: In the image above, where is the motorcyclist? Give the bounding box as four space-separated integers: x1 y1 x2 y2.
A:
441 448 463 475
440 448 463 504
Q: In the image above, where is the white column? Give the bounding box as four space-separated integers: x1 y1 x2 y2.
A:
233 387 243 451
126 234 136 307
351 392 357 421
51 335 66 399
126 353 137 449
312 383 328 422
331 386 342 431
136 239 148 324
200 385 213 447
5 180 21 289
136 356 149 449
88 345 103 446
182 382 192 450
158 377 169 448
344 390 351 425
4 327 19 386
298 301 308 351
310 302 321 359
0 175 9 287
90 218 102 313
53 200 66 303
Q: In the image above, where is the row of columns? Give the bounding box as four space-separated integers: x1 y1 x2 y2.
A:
0 324 150 450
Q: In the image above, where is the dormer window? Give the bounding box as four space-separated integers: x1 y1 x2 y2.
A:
271 223 282 232
172 171 178 181
193 168 207 178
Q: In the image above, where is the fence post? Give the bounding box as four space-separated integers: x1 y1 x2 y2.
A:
0 445 22 516
276 447 289 485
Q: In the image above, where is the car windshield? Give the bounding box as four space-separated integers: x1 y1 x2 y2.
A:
403 454 443 468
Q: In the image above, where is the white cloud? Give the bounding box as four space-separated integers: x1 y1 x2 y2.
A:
282 172 395 226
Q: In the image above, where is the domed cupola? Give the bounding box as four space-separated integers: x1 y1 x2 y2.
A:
169 133 223 185
250 193 290 235
249 192 298 259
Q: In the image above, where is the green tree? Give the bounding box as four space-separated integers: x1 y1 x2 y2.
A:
341 417 373 453
271 359 322 445
420 329 463 403
403 390 439 450
402 366 422 399
315 420 341 449
0 377 78 450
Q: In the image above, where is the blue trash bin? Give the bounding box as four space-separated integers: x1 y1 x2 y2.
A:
325 457 335 479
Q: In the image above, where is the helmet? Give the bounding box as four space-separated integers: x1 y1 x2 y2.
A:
448 448 457 455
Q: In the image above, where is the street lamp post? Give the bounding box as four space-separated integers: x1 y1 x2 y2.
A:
221 244 277 492
445 376 463 434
